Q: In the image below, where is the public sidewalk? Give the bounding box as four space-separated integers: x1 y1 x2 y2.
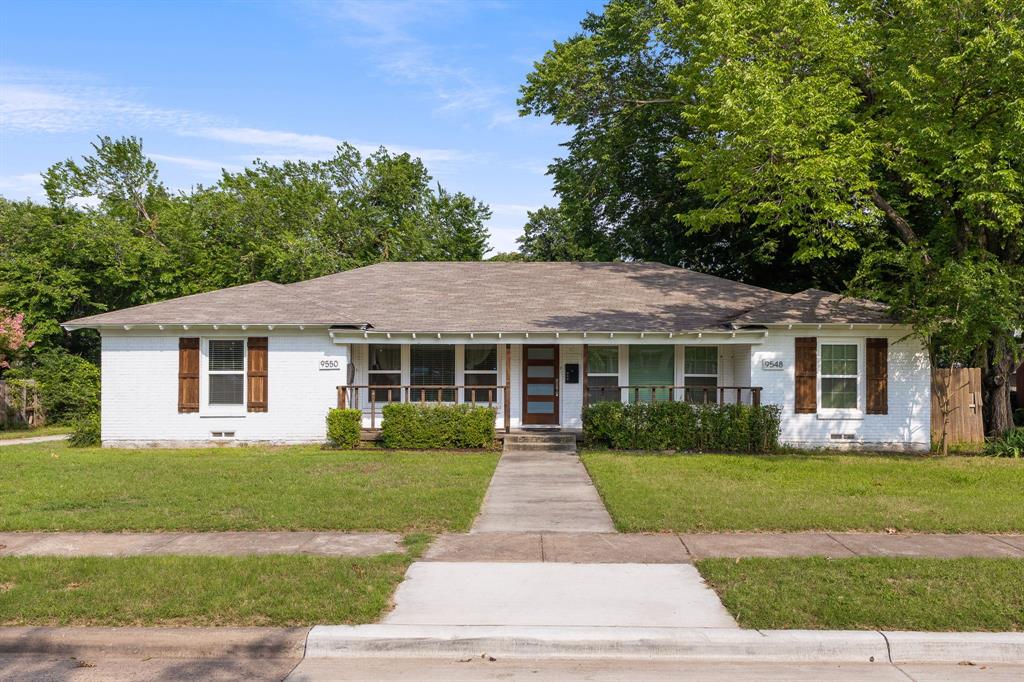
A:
0 434 68 447
0 531 403 558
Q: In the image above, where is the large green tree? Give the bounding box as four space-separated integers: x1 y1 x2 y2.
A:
524 0 1024 435
0 137 492 361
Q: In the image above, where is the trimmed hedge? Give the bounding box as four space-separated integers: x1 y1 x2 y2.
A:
326 408 362 449
380 403 496 449
583 401 781 453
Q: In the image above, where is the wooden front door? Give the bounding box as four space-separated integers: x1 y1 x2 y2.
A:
522 345 559 425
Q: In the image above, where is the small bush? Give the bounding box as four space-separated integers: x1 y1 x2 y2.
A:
583 401 781 454
68 412 101 447
326 408 362 449
985 428 1024 458
380 403 496 449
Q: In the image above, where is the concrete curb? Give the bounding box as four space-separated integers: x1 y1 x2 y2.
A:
0 626 310 659
305 625 1024 664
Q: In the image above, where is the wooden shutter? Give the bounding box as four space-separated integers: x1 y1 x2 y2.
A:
794 337 817 414
247 337 268 412
866 338 889 415
178 338 200 413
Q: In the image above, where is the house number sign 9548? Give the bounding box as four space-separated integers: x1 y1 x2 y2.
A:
319 359 341 371
762 359 784 371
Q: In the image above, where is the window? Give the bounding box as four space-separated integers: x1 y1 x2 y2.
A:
368 344 401 402
588 346 619 403
464 345 498 404
628 345 673 402
411 344 455 402
821 344 859 410
208 339 245 406
684 346 718 403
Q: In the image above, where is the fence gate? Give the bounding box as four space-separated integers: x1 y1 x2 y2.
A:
931 368 985 448
0 380 45 429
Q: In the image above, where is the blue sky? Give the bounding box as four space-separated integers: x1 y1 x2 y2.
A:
0 0 600 252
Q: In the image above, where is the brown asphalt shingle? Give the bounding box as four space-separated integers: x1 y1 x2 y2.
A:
64 262 893 331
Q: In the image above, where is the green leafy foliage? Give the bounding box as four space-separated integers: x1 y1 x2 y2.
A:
326 408 362 449
583 401 780 453
7 350 99 424
380 403 496 449
985 428 1024 458
67 411 101 448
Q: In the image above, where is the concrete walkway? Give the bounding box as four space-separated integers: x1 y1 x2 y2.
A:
472 450 615 533
425 531 1024 562
382 562 737 628
0 531 403 557
0 434 68 447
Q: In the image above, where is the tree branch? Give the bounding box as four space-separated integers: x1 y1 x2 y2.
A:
869 188 921 247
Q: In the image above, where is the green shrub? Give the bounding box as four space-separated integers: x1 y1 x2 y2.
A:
68 411 101 447
326 408 362 449
380 403 496 449
985 428 1024 458
582 401 781 454
7 350 100 424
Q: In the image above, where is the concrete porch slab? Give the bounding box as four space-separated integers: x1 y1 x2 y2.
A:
680 532 855 559
831 533 1024 558
382 562 737 628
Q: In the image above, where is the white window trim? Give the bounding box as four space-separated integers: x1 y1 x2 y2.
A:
817 338 865 420
464 344 499 404
683 346 719 402
200 337 247 417
367 343 402 403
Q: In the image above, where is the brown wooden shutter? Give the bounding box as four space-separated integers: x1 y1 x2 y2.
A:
866 338 889 415
247 337 268 412
178 338 200 413
794 337 817 414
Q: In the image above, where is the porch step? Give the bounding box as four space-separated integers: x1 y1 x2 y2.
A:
503 433 577 454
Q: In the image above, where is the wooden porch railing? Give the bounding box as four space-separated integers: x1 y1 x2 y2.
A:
585 385 762 407
337 384 511 432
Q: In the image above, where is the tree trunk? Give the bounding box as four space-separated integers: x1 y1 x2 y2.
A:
982 336 1016 437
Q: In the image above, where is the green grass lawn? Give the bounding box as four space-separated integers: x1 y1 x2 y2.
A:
582 451 1024 532
0 442 497 532
0 538 429 626
0 425 72 441
697 557 1024 631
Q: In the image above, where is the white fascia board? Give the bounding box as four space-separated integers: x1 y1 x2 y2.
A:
330 330 768 345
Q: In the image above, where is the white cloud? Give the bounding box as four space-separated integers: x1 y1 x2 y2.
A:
0 173 44 200
190 126 341 153
305 0 509 115
0 68 212 134
149 153 236 175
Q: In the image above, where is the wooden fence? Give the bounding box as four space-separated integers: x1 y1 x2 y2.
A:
0 379 45 429
931 368 985 449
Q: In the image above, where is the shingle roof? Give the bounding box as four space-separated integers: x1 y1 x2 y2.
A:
63 263 895 331
729 288 894 326
285 261 788 332
63 281 345 327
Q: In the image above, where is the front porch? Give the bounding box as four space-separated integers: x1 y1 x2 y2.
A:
335 340 764 433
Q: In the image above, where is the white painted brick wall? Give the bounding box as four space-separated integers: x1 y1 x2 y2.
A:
101 331 347 446
751 329 931 451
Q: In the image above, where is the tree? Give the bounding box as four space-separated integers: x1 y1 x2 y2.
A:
0 136 493 361
519 0 863 289
517 206 602 261
0 309 31 371
524 0 1024 435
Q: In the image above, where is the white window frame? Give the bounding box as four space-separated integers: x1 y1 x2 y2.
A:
818 338 864 418
367 343 402 403
201 337 247 416
587 345 621 403
683 346 719 403
463 344 499 404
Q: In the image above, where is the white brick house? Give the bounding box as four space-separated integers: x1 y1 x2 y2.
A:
64 262 931 450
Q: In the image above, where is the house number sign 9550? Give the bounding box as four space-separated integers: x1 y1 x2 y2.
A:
319 359 341 371
762 359 784 371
